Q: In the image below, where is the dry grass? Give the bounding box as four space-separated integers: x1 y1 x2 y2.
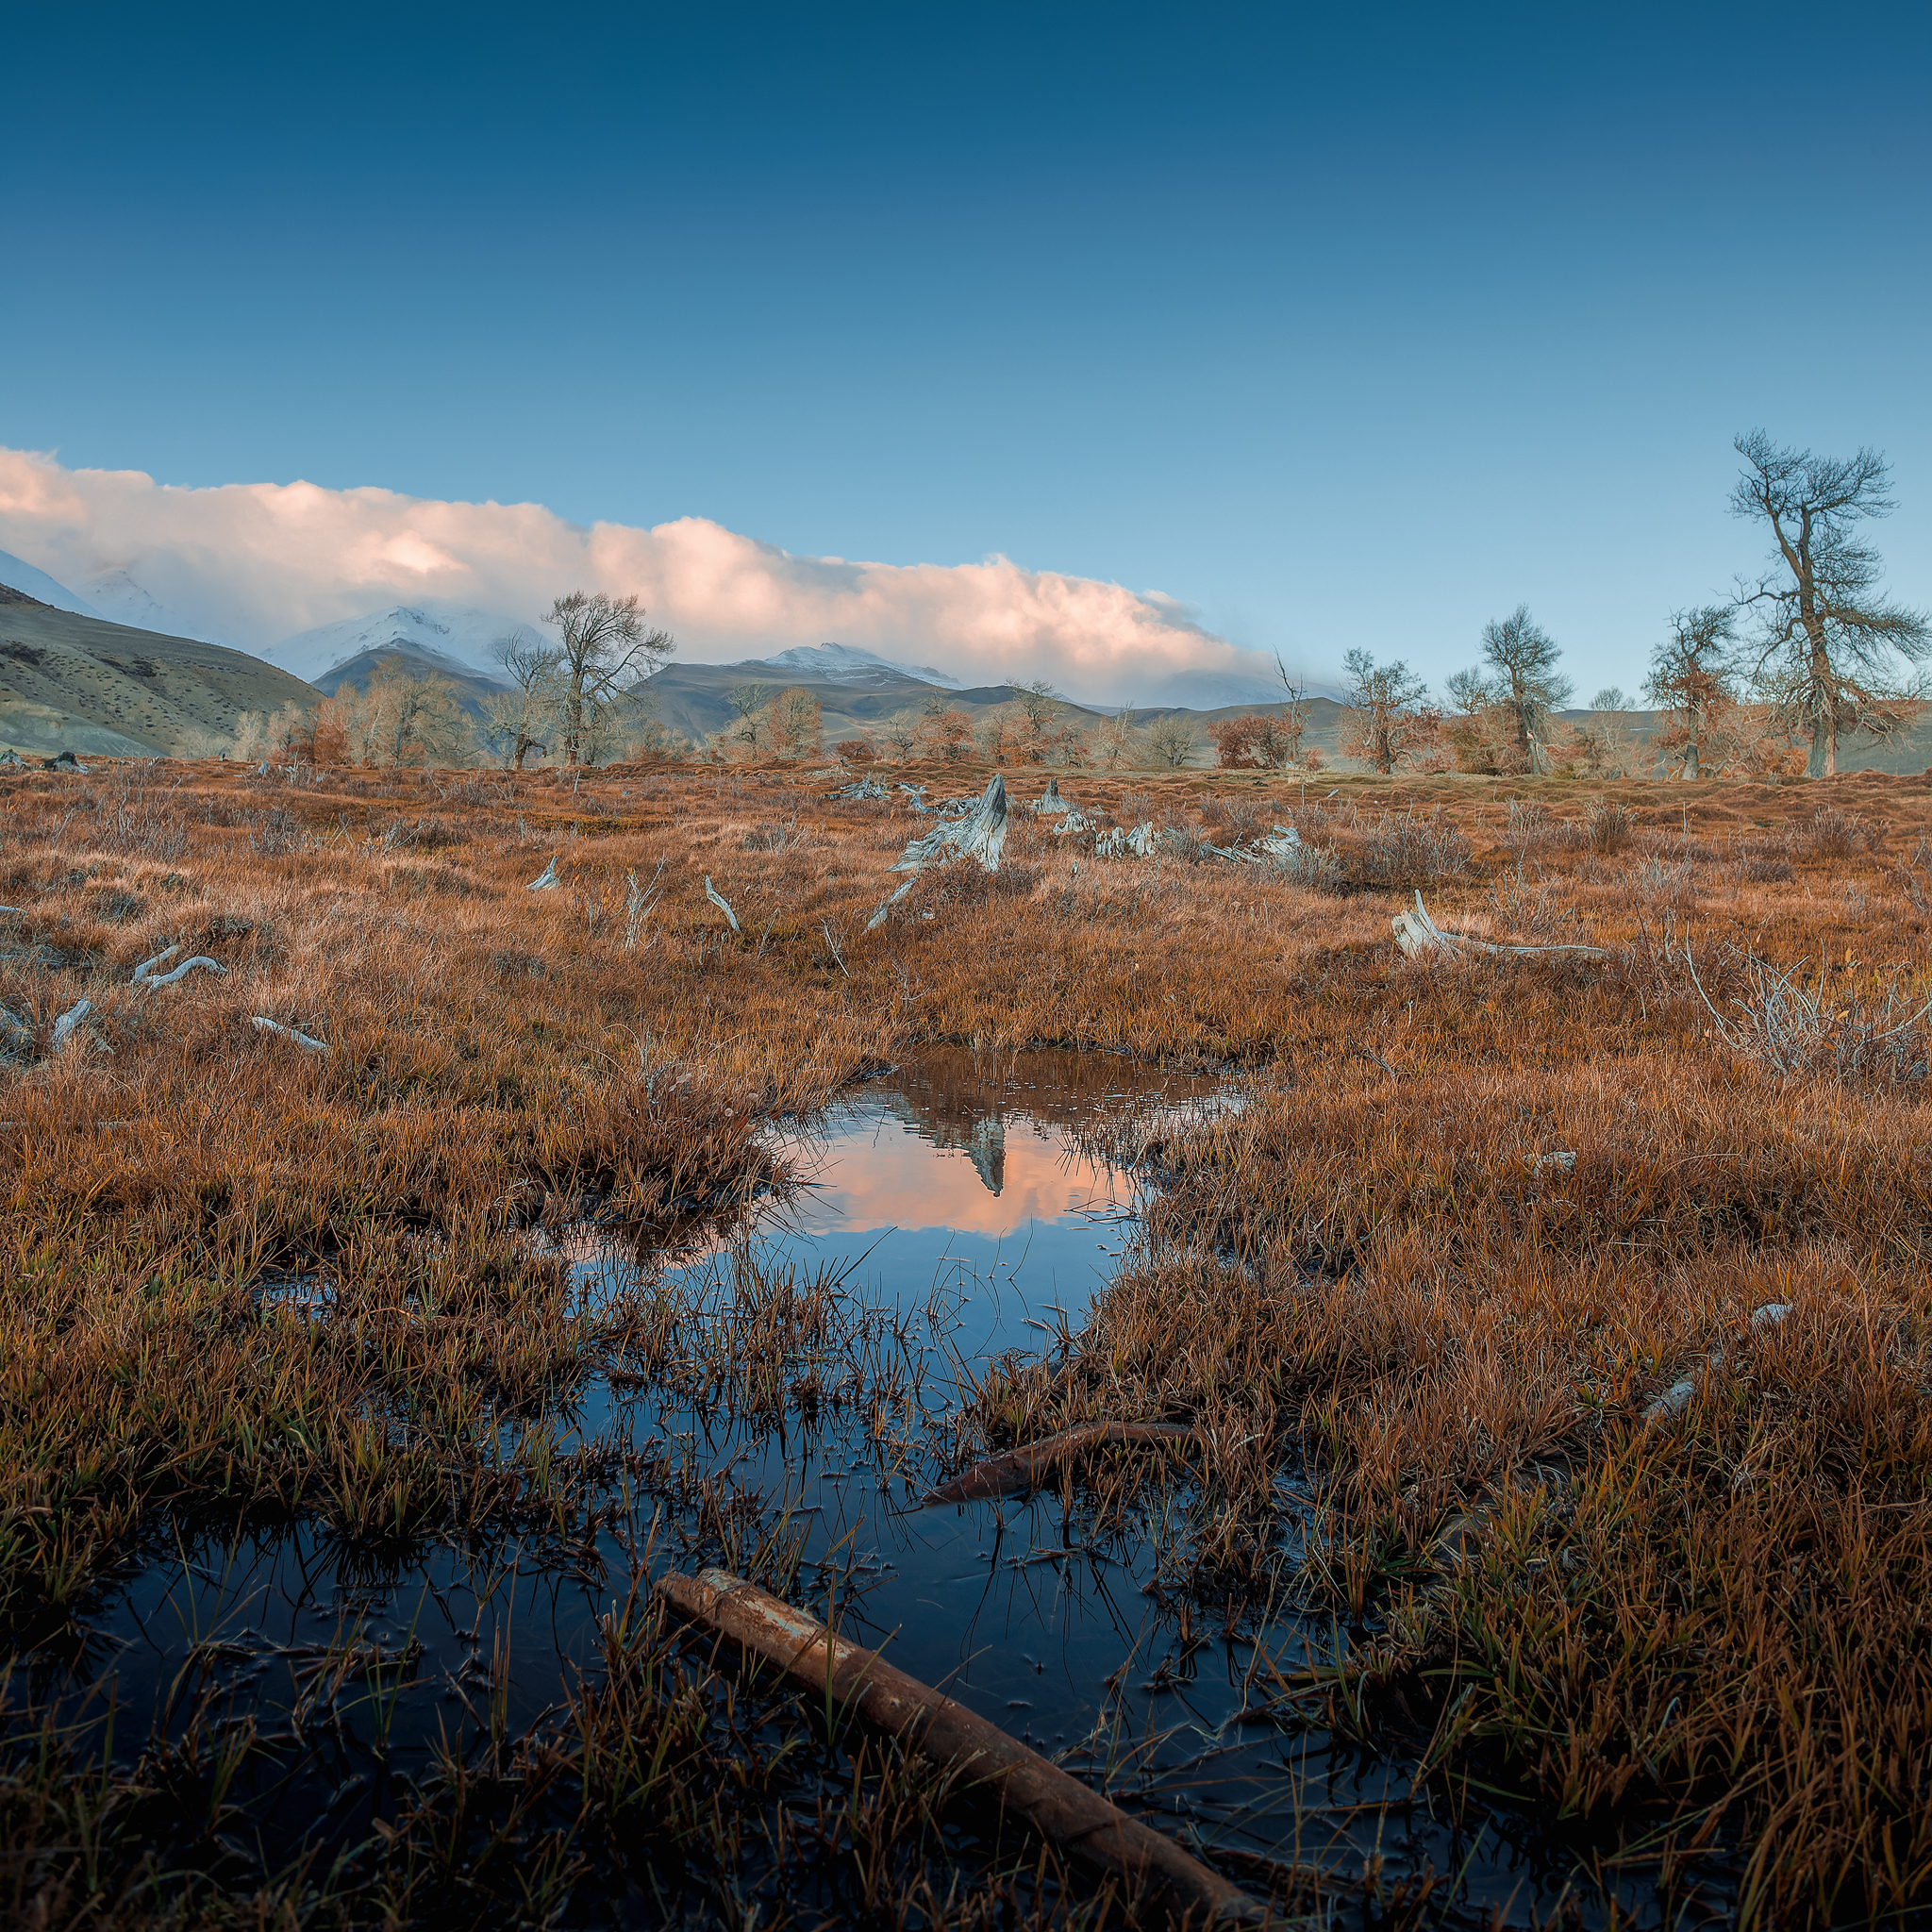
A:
3 753 1931 1924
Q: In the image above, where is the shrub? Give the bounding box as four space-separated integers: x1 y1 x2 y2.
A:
1587 799 1634 856
1807 806 1882 858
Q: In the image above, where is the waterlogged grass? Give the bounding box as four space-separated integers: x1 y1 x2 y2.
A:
1 754 1930 1925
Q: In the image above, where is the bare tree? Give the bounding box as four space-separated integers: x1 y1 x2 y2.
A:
1340 648 1434 774
1141 713 1201 769
1273 651 1312 764
1092 702 1139 770
1455 607 1573 774
1645 605 1738 779
485 625 561 769
1011 678 1060 730
1731 431 1929 778
724 681 769 757
343 660 473 768
541 591 675 766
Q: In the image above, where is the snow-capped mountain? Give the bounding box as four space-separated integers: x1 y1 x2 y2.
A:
0 549 103 618
267 601 530 683
750 641 963 689
81 568 211 641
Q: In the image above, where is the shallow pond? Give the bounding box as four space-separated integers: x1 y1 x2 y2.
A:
28 1051 1733 1925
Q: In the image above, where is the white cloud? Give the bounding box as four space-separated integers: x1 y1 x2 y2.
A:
0 447 1289 704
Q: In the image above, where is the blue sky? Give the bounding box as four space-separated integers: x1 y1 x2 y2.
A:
5 2 1928 699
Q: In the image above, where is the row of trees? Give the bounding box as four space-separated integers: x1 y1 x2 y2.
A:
1214 433 1928 781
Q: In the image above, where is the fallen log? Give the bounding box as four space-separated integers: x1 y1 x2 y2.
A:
526 857 560 891
1392 891 1607 961
919 1420 1205 1507
657 1567 1266 1927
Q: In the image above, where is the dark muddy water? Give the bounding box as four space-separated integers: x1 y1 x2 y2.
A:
31 1053 1732 1926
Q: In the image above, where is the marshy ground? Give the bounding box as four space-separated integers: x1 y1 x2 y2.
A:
2 755 1930 1929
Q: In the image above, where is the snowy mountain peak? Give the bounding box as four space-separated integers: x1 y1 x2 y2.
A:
753 641 963 689
0 549 103 619
81 568 213 641
268 601 532 684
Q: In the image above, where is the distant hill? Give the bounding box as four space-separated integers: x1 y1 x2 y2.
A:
0 593 319 759
312 642 511 724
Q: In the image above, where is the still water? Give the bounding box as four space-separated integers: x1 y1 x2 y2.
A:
38 1052 1730 1925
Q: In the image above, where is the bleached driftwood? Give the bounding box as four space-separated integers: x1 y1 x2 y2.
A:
890 774 1008 875
864 775 1010 931
895 782 929 812
1392 891 1607 962
1093 820 1158 860
863 875 919 933
826 774 889 801
526 857 560 891
1029 779 1071 816
251 1016 331 1055
146 956 225 987
44 751 90 773
51 998 92 1048
1053 808 1095 837
1259 824 1302 857
0 1004 31 1047
703 875 741 932
1642 1302 1792 1427
0 749 21 768
131 944 226 988
658 1568 1266 1926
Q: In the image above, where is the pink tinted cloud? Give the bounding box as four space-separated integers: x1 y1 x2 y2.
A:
0 447 1276 701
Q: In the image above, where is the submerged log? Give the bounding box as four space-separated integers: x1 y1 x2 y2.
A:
1392 890 1607 961
919 1420 1204 1507
657 1567 1265 1926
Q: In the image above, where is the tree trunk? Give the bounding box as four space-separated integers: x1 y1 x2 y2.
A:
1682 735 1700 780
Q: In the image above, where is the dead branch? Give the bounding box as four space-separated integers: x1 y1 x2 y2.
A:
704 876 741 932
51 998 92 1049
657 1567 1265 1926
1392 890 1607 961
526 857 560 891
251 1017 331 1055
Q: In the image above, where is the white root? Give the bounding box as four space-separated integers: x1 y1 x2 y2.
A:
251 1016 332 1055
131 945 180 984
703 875 741 932
145 956 225 987
526 857 560 890
1393 890 1607 962
51 998 92 1048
